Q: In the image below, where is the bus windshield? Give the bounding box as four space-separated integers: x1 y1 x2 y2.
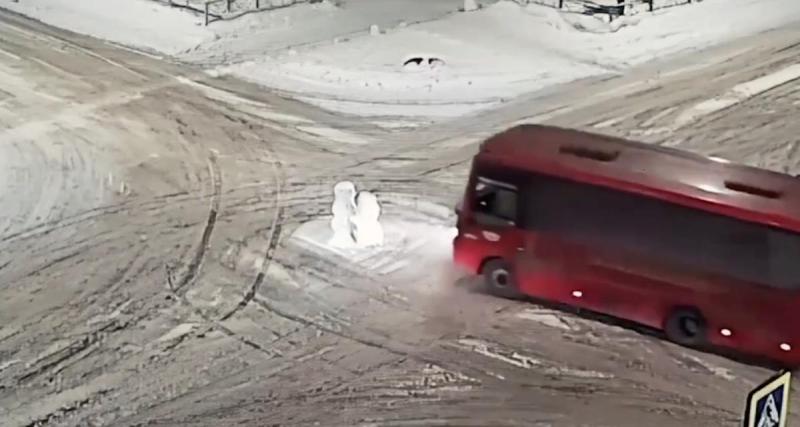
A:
523 172 800 290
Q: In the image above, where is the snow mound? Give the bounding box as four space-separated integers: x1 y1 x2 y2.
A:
293 194 456 276
555 11 642 34
293 217 456 275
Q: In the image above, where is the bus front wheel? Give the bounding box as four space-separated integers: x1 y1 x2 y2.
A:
664 307 707 347
482 259 523 300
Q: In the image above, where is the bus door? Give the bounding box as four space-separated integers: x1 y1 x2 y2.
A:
466 174 525 269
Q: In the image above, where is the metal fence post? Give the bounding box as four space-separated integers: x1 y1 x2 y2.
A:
204 2 210 25
226 0 232 13
648 0 654 11
558 0 564 8
255 0 260 8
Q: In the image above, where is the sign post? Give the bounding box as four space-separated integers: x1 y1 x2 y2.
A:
743 370 792 427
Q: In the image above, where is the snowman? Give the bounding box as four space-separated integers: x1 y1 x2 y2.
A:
350 190 384 247
329 181 357 247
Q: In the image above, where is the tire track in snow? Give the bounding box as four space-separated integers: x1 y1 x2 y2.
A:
220 145 284 322
171 154 222 296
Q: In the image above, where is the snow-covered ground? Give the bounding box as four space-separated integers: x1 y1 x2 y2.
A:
221 0 800 117
4 0 800 119
0 0 215 56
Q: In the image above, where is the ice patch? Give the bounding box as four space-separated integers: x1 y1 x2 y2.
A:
592 117 625 129
295 125 370 144
157 323 197 343
457 338 544 369
682 353 736 381
0 359 20 373
674 63 800 127
395 364 479 394
456 338 613 379
515 309 573 331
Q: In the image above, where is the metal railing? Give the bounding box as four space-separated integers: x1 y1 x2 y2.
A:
161 0 311 26
515 0 697 17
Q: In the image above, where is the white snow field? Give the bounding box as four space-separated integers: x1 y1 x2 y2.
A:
220 0 800 117
0 0 215 56
4 0 800 118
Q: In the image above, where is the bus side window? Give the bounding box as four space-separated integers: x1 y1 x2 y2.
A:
472 179 518 227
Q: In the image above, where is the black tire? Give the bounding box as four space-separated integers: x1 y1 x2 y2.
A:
664 307 708 347
482 259 523 300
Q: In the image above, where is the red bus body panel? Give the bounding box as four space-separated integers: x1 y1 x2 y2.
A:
453 124 800 366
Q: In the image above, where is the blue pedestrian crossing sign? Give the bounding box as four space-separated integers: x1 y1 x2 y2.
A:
744 370 791 427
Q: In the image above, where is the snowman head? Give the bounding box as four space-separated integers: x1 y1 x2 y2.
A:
355 191 381 221
333 181 357 205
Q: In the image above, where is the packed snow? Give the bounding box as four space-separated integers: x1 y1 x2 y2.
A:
294 191 456 276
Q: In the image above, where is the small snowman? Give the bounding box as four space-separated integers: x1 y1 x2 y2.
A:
350 190 384 247
329 181 357 247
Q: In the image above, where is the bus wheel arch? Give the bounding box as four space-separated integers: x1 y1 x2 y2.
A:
480 258 524 300
664 306 708 347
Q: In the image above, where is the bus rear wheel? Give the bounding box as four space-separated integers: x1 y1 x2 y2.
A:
482 259 523 300
664 308 707 347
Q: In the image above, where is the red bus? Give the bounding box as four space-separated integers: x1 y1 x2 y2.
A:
453 124 800 366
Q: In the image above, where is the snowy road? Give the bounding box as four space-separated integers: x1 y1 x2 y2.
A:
2 8 800 427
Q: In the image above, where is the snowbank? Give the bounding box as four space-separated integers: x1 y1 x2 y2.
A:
184 0 490 64
219 0 800 118
1 0 215 56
